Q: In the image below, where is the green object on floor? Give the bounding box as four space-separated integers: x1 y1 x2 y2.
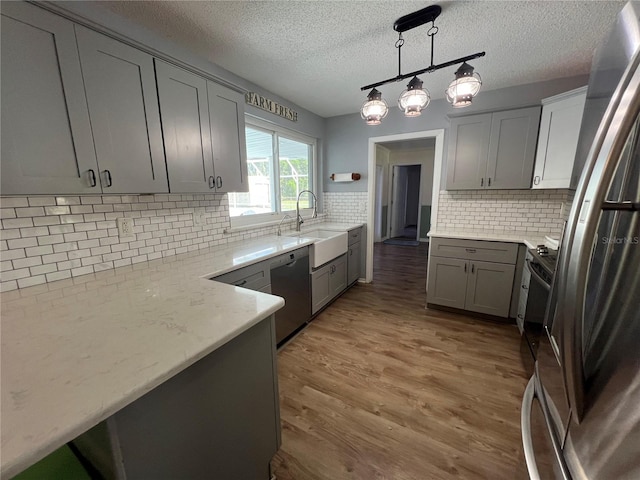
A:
11 445 90 480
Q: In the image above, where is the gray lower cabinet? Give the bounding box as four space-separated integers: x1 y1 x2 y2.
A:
311 253 347 315
426 256 468 309
75 26 168 194
427 238 518 318
347 226 363 285
347 241 361 285
156 61 248 194
0 2 99 194
72 316 280 479
446 106 541 190
464 260 516 316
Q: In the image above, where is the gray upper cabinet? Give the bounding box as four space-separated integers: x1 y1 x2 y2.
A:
0 2 98 194
207 81 248 193
446 106 541 190
486 107 541 189
155 60 214 193
446 113 492 190
75 26 168 194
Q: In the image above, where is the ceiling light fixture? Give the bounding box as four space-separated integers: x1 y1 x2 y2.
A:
360 88 388 125
360 4 486 124
445 62 482 107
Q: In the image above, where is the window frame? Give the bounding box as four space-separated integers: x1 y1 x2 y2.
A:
229 116 318 228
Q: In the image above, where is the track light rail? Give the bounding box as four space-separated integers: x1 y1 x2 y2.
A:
360 51 485 91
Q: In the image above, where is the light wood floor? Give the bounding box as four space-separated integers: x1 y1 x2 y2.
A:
272 242 529 480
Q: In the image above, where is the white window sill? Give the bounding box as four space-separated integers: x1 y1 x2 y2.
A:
224 213 327 234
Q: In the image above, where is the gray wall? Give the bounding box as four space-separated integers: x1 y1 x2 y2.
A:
324 75 589 193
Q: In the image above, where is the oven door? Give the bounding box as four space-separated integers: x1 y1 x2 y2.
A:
523 258 550 357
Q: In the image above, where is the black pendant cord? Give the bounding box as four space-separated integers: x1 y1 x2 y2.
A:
396 33 404 77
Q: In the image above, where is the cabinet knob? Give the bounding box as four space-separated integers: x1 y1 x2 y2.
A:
517 314 524 319
522 285 529 290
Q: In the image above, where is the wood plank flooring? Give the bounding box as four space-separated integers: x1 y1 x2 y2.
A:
271 242 530 480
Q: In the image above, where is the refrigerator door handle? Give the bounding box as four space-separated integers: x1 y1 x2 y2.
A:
563 53 640 423
521 376 542 480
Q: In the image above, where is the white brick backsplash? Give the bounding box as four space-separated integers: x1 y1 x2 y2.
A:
0 192 331 289
436 189 570 235
323 192 368 224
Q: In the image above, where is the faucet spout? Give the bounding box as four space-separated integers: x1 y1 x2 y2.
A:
296 190 318 232
277 214 293 236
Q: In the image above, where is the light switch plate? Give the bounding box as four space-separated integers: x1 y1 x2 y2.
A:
117 217 134 238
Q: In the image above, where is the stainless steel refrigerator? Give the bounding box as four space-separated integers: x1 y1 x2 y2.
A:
521 2 640 479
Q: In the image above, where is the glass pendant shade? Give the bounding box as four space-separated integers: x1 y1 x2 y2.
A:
361 88 388 125
446 62 482 108
398 76 430 116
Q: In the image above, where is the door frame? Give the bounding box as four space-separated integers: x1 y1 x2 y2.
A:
366 129 444 282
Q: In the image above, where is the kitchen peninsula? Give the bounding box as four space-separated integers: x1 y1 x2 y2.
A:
0 236 316 479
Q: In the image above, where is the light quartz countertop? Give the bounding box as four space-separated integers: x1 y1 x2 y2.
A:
427 229 553 250
0 233 332 479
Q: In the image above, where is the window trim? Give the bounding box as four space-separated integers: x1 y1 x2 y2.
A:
230 116 318 228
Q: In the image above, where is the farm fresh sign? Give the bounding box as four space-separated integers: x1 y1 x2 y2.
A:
245 92 298 122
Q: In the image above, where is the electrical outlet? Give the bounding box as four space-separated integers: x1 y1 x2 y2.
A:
117 217 134 238
193 208 206 226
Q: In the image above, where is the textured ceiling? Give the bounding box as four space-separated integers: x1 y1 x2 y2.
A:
94 1 626 118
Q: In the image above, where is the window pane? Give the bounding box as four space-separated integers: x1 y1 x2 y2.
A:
279 137 311 211
229 128 274 216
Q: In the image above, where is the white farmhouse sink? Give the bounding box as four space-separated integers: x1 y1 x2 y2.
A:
298 229 348 268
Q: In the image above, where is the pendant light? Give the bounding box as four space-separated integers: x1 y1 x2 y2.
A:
360 88 389 125
445 62 482 107
359 4 486 125
398 76 430 116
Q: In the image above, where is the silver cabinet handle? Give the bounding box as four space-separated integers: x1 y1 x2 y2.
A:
464 263 467 273
522 284 529 290
487 177 491 187
216 176 222 189
533 175 541 185
471 264 475 274
480 178 484 187
601 201 640 211
465 248 476 253
208 176 215 189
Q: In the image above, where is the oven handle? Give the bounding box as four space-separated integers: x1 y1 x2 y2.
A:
526 259 551 292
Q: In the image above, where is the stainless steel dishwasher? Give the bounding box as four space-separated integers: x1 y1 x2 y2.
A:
270 246 311 344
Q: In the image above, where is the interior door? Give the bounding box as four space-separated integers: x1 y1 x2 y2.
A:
390 165 407 238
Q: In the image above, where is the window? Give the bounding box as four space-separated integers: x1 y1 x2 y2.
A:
229 119 316 224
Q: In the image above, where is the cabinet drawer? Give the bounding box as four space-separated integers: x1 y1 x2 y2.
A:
430 237 518 264
348 227 362 246
213 262 269 290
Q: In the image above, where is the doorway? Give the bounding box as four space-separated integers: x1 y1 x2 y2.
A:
365 129 445 283
388 164 421 242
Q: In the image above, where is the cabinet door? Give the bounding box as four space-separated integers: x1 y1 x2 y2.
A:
446 113 492 190
207 81 248 193
347 241 361 285
486 106 541 189
156 60 215 193
465 260 515 317
329 254 347 298
426 257 468 309
76 26 168 194
532 90 586 189
311 263 331 314
0 2 98 194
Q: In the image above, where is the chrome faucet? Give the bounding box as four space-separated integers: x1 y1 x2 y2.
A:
296 190 318 231
277 214 292 236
